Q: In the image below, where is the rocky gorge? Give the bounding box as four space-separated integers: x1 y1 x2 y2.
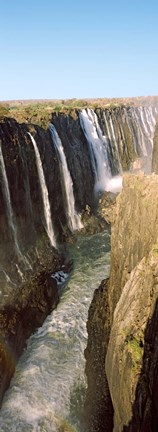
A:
0 97 158 430
85 172 158 431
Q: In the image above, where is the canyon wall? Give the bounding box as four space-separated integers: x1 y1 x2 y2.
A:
0 101 157 409
152 119 158 173
85 170 158 431
1 103 156 285
107 173 158 431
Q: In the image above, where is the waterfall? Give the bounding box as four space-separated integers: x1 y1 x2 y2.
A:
130 107 154 156
28 133 57 248
109 114 123 173
145 106 156 132
141 106 157 146
0 142 30 269
49 124 83 232
138 107 153 152
79 109 112 194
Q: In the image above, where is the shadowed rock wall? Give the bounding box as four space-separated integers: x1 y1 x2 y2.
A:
152 119 158 173
0 105 157 417
85 170 158 432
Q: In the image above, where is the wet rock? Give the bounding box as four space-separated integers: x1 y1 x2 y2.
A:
84 279 113 432
81 210 108 235
51 111 95 210
0 245 66 406
98 191 118 224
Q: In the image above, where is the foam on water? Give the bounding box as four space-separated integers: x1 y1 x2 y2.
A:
0 231 111 431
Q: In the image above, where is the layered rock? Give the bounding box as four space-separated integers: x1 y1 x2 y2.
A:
0 242 65 406
85 172 158 431
152 119 158 173
0 118 63 276
105 173 158 431
84 279 113 432
0 117 75 405
0 104 156 277
0 102 157 417
109 173 158 317
106 246 158 431
51 111 95 210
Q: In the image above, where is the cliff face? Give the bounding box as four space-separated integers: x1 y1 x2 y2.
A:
0 117 74 405
84 279 113 432
106 173 158 431
106 245 158 432
0 119 63 277
0 115 95 292
0 102 157 412
152 119 158 173
0 245 63 406
109 173 158 317
51 111 95 210
85 172 158 431
1 104 156 287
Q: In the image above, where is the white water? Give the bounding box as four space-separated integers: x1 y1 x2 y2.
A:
49 124 83 232
109 115 123 173
139 107 153 150
28 133 56 248
79 109 112 193
0 270 16 287
0 143 31 270
131 107 156 157
0 144 20 255
0 231 111 431
103 111 123 172
105 175 123 193
145 107 155 132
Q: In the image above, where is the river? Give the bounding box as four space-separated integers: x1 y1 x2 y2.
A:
0 230 110 432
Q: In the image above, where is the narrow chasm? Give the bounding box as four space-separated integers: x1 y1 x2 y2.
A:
0 100 157 431
83 279 114 432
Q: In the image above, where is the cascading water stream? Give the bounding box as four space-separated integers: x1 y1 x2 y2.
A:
80 109 122 194
138 107 153 151
132 109 150 156
79 109 112 193
0 102 157 431
28 133 56 249
0 143 20 255
145 106 156 132
101 111 122 173
0 230 111 431
49 124 83 232
0 142 31 271
109 115 123 173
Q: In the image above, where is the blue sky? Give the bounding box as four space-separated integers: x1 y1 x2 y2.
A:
0 0 158 100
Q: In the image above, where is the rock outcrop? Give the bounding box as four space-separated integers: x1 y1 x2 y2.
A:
85 172 158 431
152 119 158 173
0 104 157 284
106 245 158 431
0 102 157 416
84 279 113 432
109 173 158 317
0 242 66 406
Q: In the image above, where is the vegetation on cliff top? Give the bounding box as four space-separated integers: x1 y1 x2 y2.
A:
0 95 157 126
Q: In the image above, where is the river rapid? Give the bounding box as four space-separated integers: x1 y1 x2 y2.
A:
0 230 110 432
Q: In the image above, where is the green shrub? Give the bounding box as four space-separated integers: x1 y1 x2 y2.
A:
0 105 10 118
